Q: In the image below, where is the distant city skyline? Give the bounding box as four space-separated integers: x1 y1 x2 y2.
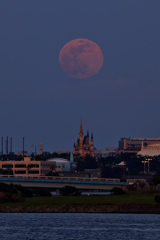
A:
0 1 160 152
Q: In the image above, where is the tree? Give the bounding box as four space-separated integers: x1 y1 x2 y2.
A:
50 165 55 176
110 187 126 195
59 186 81 196
154 195 160 204
152 177 160 185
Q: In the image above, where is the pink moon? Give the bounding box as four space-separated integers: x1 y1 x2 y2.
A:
59 38 104 79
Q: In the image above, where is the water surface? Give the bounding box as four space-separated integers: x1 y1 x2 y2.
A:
0 213 159 240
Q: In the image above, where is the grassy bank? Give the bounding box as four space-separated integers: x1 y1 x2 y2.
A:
0 193 157 206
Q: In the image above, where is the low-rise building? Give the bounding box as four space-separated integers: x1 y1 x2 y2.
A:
137 143 160 157
0 157 41 176
118 137 160 154
0 157 59 177
94 148 118 159
53 150 70 155
0 157 72 177
47 158 71 172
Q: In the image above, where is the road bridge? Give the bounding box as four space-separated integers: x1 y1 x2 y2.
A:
0 175 130 191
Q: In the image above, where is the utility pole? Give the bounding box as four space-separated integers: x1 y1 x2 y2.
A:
6 136 8 155
23 137 24 160
10 137 12 153
1 137 3 155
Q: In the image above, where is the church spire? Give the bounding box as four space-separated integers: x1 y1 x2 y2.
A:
87 129 89 137
90 130 94 157
91 129 93 140
79 118 84 153
79 117 83 134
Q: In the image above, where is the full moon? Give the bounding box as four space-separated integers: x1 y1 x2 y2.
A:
59 38 104 79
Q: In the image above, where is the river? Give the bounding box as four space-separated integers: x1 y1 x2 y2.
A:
0 213 159 239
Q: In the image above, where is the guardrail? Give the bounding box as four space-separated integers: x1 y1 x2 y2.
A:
0 175 121 183
126 179 146 184
0 175 147 185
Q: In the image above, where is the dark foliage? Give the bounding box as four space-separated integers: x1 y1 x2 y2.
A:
15 184 33 197
154 195 160 204
0 182 33 197
0 183 18 194
77 155 98 171
101 166 124 178
152 177 160 185
60 186 81 196
110 187 126 195
0 192 24 203
33 152 70 161
0 154 22 161
32 188 52 197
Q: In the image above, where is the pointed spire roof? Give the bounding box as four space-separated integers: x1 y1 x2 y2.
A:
79 118 83 134
87 129 89 137
91 129 93 139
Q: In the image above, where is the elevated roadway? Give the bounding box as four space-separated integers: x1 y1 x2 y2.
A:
0 175 130 190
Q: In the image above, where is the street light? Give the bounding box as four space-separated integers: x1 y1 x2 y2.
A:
142 157 152 174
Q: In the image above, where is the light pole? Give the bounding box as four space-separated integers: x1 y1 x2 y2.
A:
142 157 152 174
142 160 148 174
147 158 152 173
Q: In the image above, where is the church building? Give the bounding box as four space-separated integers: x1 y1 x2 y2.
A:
73 119 94 157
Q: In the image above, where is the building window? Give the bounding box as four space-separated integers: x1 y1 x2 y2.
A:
15 170 26 174
28 170 39 174
2 164 13 168
28 164 39 168
15 164 26 168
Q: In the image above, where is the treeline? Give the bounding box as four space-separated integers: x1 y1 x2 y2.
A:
76 153 160 178
0 182 52 203
1 152 160 178
0 152 70 161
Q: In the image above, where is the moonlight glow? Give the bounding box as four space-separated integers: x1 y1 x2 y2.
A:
59 38 104 79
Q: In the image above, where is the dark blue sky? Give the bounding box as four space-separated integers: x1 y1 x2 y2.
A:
0 0 160 153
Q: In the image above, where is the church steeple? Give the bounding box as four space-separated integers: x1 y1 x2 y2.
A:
79 118 84 153
90 130 94 157
87 129 89 137
73 119 95 157
91 131 93 140
79 118 83 135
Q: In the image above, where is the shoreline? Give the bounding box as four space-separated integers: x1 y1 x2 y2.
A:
0 204 160 213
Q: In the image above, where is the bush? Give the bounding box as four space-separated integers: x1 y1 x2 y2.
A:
110 187 126 195
154 195 160 204
33 189 52 197
0 183 33 197
0 192 24 203
152 177 160 185
60 186 81 196
15 184 33 197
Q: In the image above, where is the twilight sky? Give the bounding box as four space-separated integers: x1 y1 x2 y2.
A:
0 0 160 153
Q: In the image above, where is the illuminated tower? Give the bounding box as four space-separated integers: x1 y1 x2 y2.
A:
79 119 84 154
90 131 94 157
